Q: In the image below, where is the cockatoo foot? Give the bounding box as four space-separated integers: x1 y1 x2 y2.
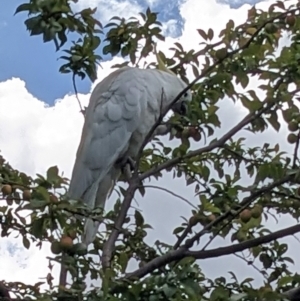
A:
116 156 136 180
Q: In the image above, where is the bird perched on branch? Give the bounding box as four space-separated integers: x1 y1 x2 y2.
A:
68 51 193 246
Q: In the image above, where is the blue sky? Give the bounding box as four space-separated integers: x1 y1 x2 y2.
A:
0 0 264 105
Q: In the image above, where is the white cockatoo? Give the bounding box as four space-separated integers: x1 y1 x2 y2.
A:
68 58 192 246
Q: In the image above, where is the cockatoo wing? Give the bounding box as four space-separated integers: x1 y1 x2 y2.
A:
68 68 146 244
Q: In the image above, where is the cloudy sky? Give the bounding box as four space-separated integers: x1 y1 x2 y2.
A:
1 0 299 293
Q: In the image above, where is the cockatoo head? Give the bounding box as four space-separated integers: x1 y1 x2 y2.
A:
154 45 192 116
171 85 192 116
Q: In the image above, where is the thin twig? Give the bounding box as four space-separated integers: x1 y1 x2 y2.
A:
72 74 85 116
143 184 198 210
234 253 268 280
292 129 300 168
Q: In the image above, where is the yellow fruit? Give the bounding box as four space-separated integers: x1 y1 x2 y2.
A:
51 241 62 255
22 189 31 200
1 184 12 195
239 209 252 223
251 205 263 219
60 236 73 251
246 27 257 35
207 214 216 222
288 121 298 132
215 48 228 60
287 133 298 144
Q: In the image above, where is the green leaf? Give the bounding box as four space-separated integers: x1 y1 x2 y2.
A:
22 236 30 249
134 210 144 227
119 252 129 273
46 166 59 184
15 3 32 15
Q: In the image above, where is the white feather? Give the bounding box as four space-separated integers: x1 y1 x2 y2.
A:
68 67 192 246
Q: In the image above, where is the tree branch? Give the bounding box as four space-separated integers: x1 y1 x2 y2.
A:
134 9 293 179
126 223 300 280
101 179 139 268
139 100 274 182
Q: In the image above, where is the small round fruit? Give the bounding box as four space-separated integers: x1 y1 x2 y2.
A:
239 209 252 223
215 48 228 60
207 214 216 222
50 194 59 204
60 236 73 251
286 15 296 27
188 127 198 136
72 243 88 256
251 205 263 219
189 127 201 141
182 128 190 138
236 232 246 242
288 121 298 132
265 23 277 34
287 133 298 144
189 215 199 227
1 184 12 195
51 241 62 255
67 230 77 240
22 189 31 201
192 131 201 142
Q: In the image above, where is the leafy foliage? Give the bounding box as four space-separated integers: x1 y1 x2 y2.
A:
2 0 300 301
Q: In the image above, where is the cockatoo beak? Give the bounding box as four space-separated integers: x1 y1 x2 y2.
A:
172 101 188 115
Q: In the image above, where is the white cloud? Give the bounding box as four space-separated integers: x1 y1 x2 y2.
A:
74 0 143 24
1 0 300 291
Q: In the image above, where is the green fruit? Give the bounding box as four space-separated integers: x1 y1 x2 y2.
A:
72 243 88 256
51 241 62 255
189 215 199 227
288 121 298 132
67 230 77 240
287 133 298 144
181 128 190 138
251 205 263 219
215 48 228 60
265 23 277 34
236 232 246 242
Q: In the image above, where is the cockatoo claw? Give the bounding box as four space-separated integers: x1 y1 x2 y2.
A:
116 156 136 180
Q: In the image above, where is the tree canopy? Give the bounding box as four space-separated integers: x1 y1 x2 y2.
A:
1 0 300 300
